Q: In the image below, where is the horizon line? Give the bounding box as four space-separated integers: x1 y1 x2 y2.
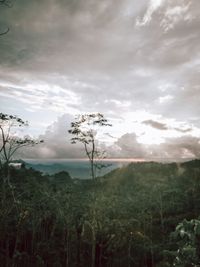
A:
22 157 198 162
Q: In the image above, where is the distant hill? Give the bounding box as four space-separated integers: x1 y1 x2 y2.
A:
23 158 200 180
24 160 123 179
102 159 200 183
181 159 200 168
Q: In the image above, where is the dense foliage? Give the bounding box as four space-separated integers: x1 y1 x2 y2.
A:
0 160 200 267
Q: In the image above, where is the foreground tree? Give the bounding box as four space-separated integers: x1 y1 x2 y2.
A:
68 113 112 267
171 218 200 267
68 113 112 180
0 113 43 180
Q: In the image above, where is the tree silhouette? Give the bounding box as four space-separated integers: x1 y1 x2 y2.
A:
68 113 112 180
0 113 43 180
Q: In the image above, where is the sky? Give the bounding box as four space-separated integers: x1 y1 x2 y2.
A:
0 0 200 160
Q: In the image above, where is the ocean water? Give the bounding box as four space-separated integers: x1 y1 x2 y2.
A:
24 159 129 179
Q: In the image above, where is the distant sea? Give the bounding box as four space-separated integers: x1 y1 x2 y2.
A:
24 159 130 179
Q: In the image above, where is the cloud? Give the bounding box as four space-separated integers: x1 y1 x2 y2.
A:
0 78 81 113
136 0 165 26
15 113 200 161
113 133 146 158
142 120 168 130
174 127 192 133
0 0 200 159
108 133 200 160
161 3 192 32
158 95 174 104
19 114 84 159
158 135 200 159
142 119 193 133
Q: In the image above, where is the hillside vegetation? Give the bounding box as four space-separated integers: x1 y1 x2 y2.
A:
0 160 200 267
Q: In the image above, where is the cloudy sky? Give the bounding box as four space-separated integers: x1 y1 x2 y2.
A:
0 0 200 160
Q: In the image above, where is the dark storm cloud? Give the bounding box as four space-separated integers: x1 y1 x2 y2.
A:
0 0 141 72
1 0 199 73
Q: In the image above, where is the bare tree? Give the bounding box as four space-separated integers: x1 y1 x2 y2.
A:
68 113 112 180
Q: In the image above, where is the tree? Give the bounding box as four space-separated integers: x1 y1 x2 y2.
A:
68 113 112 180
0 113 27 162
68 113 111 267
172 218 200 267
0 113 43 180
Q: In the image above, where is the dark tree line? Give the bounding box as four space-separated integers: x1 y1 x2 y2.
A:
1 160 200 267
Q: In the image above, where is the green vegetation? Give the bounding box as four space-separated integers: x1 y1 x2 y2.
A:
1 112 200 266
0 160 200 267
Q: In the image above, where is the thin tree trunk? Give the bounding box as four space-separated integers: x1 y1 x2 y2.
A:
91 160 95 181
91 231 96 267
6 238 9 267
128 239 131 267
159 192 164 243
150 213 154 267
99 244 102 267
76 227 81 267
65 229 69 267
12 227 20 267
